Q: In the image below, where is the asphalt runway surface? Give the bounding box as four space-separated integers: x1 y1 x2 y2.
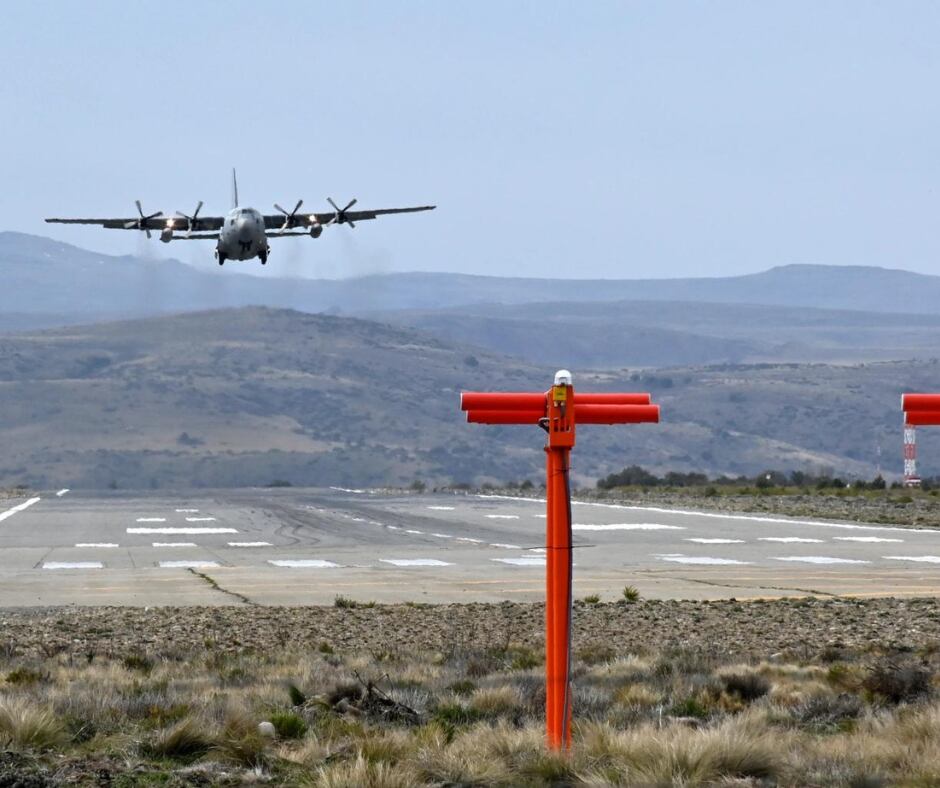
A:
1 487 939 605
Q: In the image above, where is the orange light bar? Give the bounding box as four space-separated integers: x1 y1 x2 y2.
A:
461 392 546 411
902 394 940 412
575 404 660 424
465 409 545 424
460 392 652 410
905 410 940 426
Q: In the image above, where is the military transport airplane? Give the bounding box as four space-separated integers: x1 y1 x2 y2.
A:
46 170 434 266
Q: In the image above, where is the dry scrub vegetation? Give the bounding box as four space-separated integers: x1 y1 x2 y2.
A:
1 603 940 785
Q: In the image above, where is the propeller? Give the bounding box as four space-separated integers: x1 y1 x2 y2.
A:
327 197 358 228
274 199 304 233
175 201 204 238
124 200 163 239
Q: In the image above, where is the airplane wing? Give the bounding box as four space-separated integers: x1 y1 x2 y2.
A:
45 215 224 232
262 203 436 232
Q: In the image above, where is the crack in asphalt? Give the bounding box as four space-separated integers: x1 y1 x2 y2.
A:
187 568 256 606
644 572 840 598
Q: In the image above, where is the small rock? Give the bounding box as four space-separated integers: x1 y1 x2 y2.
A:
257 721 276 738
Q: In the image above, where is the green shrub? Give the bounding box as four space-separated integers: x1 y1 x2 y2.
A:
622 586 641 603
269 711 308 739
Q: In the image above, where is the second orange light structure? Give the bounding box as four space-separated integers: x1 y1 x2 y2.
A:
461 371 660 750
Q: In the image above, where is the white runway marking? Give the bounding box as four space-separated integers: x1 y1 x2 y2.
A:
490 543 522 549
834 536 903 543
380 559 453 567
387 525 401 531
493 557 546 566
457 537 484 543
75 543 118 548
228 541 272 547
175 508 199 513
431 533 453 539
773 556 871 565
185 517 216 522
269 559 340 568
128 527 237 535
153 542 197 547
330 486 366 494
658 555 751 565
533 514 547 519
136 517 166 523
351 517 366 522
405 529 424 535
884 555 940 564
159 560 220 569
427 506 455 511
0 497 41 522
528 548 547 554
685 538 745 544
574 523 684 531
56 489 69 497
486 514 520 520
759 537 824 543
477 494 940 533
43 561 103 569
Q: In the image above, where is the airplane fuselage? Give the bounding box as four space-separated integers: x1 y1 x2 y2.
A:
216 207 269 264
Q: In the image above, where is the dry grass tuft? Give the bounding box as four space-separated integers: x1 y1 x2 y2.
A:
0 697 66 750
141 715 214 759
315 754 422 788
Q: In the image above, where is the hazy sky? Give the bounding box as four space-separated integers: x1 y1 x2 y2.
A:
2 2 939 279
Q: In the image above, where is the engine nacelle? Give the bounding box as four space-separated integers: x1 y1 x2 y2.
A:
309 223 323 239
160 227 174 243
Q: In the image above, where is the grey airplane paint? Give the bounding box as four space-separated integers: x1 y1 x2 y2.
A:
46 169 435 267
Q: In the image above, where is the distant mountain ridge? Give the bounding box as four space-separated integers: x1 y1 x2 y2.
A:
3 231 940 318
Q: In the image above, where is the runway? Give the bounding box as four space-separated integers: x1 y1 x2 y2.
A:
1 487 939 605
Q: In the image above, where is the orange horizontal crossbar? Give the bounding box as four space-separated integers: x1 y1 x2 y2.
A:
576 404 660 424
461 392 546 411
905 410 940 426
460 392 652 411
902 393 940 412
466 409 545 424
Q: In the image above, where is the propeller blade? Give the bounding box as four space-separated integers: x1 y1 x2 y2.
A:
293 199 303 214
347 219 356 228
274 203 288 215
327 197 340 213
344 198 357 211
135 200 144 218
145 229 152 239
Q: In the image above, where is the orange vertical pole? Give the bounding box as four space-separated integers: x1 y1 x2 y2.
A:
545 378 574 750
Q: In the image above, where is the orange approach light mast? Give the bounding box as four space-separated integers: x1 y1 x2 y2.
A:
901 394 940 485
461 371 660 750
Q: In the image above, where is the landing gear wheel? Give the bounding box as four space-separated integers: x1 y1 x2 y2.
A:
259 253 267 265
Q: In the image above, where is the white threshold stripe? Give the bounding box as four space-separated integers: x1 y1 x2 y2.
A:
186 517 217 522
44 561 103 569
759 537 823 543
486 514 520 520
228 541 272 547
657 555 751 565
431 533 453 539
75 543 118 548
574 523 684 531
405 529 424 535
490 543 522 549
269 559 340 568
159 560 220 568
457 537 483 543
329 486 366 494
773 556 871 565
175 508 198 513
153 542 197 547
427 506 455 511
834 536 903 543
136 517 166 523
493 557 545 566
381 559 453 567
475 493 938 533
885 555 940 563
128 527 237 534
0 497 41 522
56 489 69 497
685 538 745 544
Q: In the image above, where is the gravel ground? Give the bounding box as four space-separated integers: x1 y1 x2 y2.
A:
2 597 939 663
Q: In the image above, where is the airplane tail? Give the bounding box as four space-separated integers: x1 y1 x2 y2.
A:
231 168 239 209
